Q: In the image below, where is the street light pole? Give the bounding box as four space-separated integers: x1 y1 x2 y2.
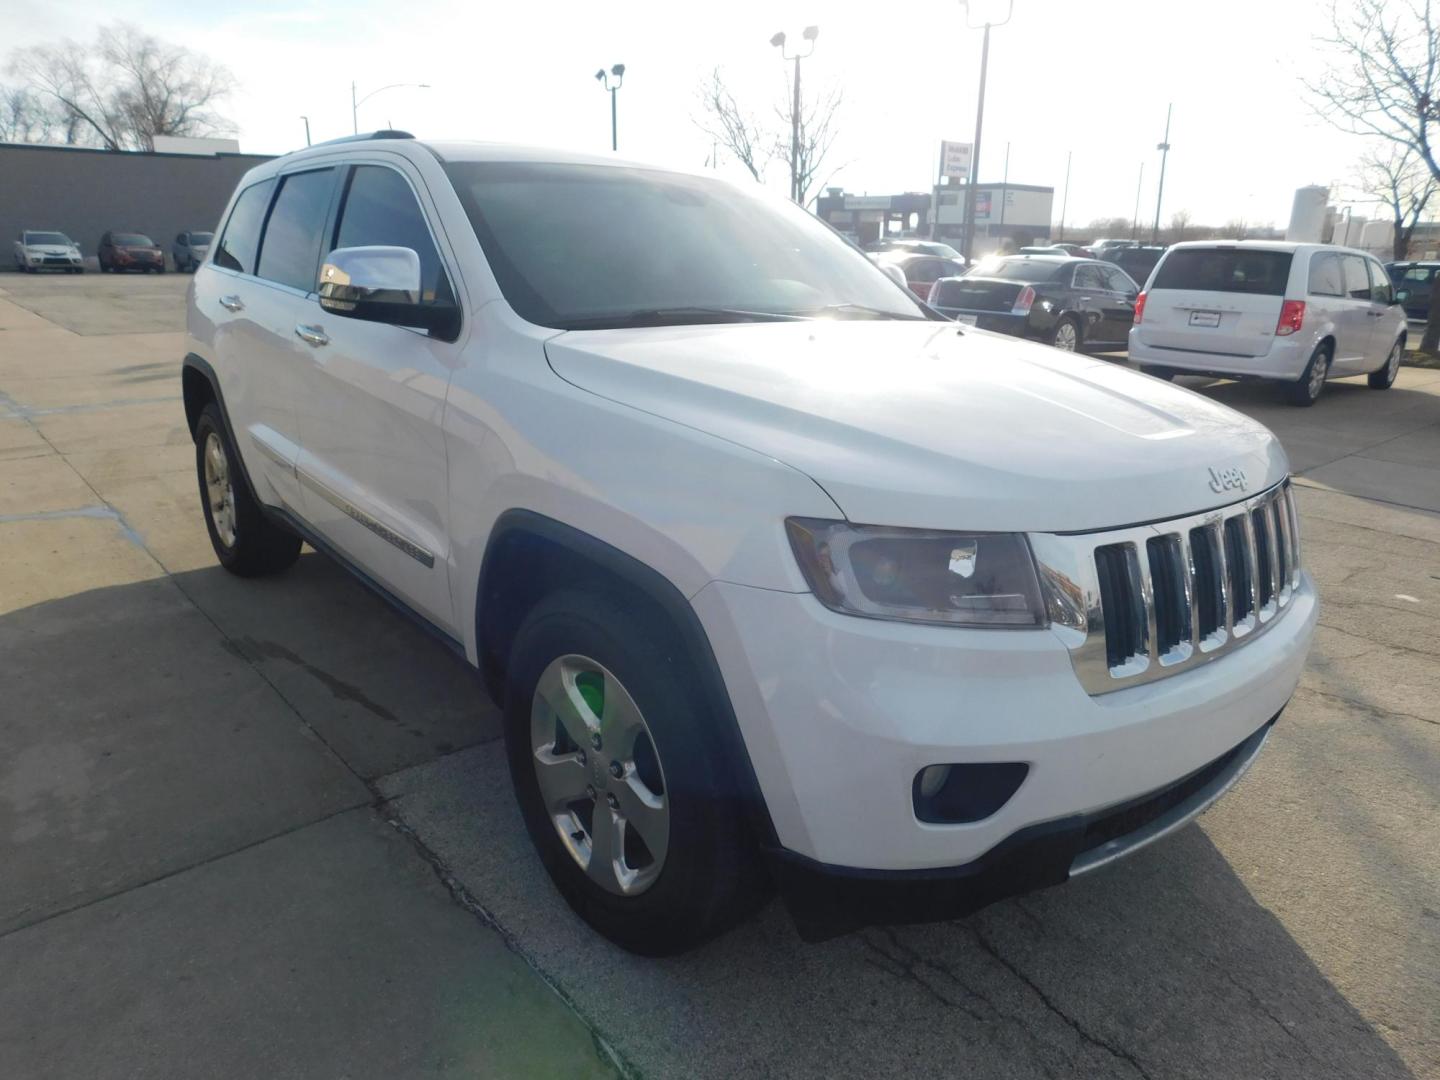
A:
959 1 1013 264
1151 103 1172 245
1058 149 1071 241
771 26 819 204
300 115 311 147
594 65 626 152
1132 161 1144 240
351 81 431 135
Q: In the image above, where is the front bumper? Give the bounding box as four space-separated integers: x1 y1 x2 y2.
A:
692 572 1316 872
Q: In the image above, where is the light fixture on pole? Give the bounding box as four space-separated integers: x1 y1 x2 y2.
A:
595 65 626 152
770 25 819 204
351 82 430 135
958 0 1014 265
1151 103 1172 245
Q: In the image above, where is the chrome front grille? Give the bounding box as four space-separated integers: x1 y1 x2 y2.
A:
1031 481 1303 695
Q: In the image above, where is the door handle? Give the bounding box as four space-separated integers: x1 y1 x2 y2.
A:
294 323 330 347
218 294 244 312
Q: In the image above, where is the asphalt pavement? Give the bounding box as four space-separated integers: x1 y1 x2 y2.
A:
1 271 1436 1079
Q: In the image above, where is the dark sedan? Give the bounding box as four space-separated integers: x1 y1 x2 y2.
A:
1387 261 1437 323
927 255 1139 351
98 231 165 273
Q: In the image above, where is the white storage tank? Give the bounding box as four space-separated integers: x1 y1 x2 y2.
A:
1286 185 1330 242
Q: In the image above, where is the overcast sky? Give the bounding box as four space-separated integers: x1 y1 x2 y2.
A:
1 0 1402 229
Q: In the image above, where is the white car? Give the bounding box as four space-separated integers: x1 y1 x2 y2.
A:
13 230 84 273
1129 240 1409 405
182 133 1318 954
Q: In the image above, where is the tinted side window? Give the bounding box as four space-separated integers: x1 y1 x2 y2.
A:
1340 255 1371 301
908 259 945 285
214 180 274 274
256 169 335 292
1366 261 1393 304
1152 249 1293 295
332 165 452 303
1308 254 1343 296
1074 264 1104 289
1102 266 1137 293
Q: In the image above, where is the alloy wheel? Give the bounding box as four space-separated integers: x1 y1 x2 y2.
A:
1053 322 1078 351
1308 351 1328 399
203 431 237 548
530 654 669 896
1386 342 1402 382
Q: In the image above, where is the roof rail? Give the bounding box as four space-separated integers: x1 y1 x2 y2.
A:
305 130 415 150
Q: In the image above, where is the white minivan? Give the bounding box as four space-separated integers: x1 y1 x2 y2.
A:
1129 241 1409 405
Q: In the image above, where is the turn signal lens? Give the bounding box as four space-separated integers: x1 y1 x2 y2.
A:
1276 300 1305 336
1133 290 1148 324
1011 285 1036 315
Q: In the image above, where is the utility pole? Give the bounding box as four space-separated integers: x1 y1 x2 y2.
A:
771 26 819 204
1132 162 1144 240
1058 149 1071 241
1151 103 1172 245
958 1 1013 264
300 115 311 147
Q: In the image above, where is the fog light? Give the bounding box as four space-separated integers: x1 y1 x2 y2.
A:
918 764 950 799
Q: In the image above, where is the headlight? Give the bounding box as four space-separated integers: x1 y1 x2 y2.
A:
785 518 1046 628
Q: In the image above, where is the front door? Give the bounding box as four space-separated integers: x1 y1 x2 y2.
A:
291 161 461 634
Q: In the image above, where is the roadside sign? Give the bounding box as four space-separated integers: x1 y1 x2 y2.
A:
940 141 972 181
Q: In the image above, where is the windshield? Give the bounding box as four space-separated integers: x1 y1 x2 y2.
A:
114 234 154 247
24 232 70 246
443 161 928 329
190 232 214 245
967 258 1066 282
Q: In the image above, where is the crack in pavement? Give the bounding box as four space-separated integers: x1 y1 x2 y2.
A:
858 929 989 1022
1294 685 1440 729
970 925 1156 1080
0 504 148 548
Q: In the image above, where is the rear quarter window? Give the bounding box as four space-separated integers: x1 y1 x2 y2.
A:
214 179 276 274
1152 248 1293 296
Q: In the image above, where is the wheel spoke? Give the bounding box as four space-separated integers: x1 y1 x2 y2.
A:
586 800 625 888
615 776 668 868
533 745 590 813
533 660 599 751
598 676 646 761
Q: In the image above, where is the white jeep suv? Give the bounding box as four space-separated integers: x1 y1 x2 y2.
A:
1129 240 1409 405
182 133 1318 954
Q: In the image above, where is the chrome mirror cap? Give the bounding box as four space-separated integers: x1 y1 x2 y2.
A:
319 245 422 311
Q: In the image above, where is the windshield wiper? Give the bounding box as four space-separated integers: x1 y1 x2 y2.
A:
561 307 808 330
803 303 929 321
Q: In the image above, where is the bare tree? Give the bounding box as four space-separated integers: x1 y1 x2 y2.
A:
1357 146 1436 260
694 69 768 183
1167 209 1192 244
7 23 235 151
1308 0 1440 349
775 80 844 208
1223 218 1249 240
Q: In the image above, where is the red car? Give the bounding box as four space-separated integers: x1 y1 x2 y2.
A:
875 252 968 299
98 231 166 273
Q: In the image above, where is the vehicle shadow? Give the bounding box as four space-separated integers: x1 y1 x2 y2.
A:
0 555 1422 1079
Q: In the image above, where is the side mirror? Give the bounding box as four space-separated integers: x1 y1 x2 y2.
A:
318 246 460 338
1393 289 1409 304
878 262 908 289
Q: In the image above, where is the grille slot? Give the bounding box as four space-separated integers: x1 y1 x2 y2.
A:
1188 525 1224 640
1251 506 1274 609
1270 496 1289 590
1146 535 1189 655
1095 543 1145 668
1223 517 1254 624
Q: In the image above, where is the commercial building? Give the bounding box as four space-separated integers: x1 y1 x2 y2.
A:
1 141 275 269
817 182 1056 252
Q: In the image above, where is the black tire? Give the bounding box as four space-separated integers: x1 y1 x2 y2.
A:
1140 364 1175 381
1368 338 1403 389
193 402 301 576
156 265 166 274
1288 343 1331 406
1047 316 1081 352
504 589 769 955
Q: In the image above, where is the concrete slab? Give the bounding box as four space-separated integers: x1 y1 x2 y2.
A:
0 809 619 1079
0 515 160 615
1301 455 1440 513
0 453 97 515
31 398 188 455
174 557 498 778
0 418 51 461
379 743 1418 1080
0 272 187 335
0 569 371 932
1358 425 1440 470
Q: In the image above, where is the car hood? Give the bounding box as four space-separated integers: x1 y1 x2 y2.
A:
544 320 1289 532
25 245 75 254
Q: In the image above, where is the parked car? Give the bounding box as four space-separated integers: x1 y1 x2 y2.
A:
1109 245 1167 287
1386 260 1437 323
173 230 215 272
866 238 964 260
875 250 969 298
1130 241 1409 405
1048 242 1088 257
98 231 165 273
1017 245 1078 257
1088 238 1139 261
12 230 84 273
928 254 1139 351
184 133 1316 954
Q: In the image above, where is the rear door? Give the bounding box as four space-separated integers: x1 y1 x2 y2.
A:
1070 263 1111 342
1133 246 1291 357
291 160 461 633
1097 265 1140 345
1331 254 1378 372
